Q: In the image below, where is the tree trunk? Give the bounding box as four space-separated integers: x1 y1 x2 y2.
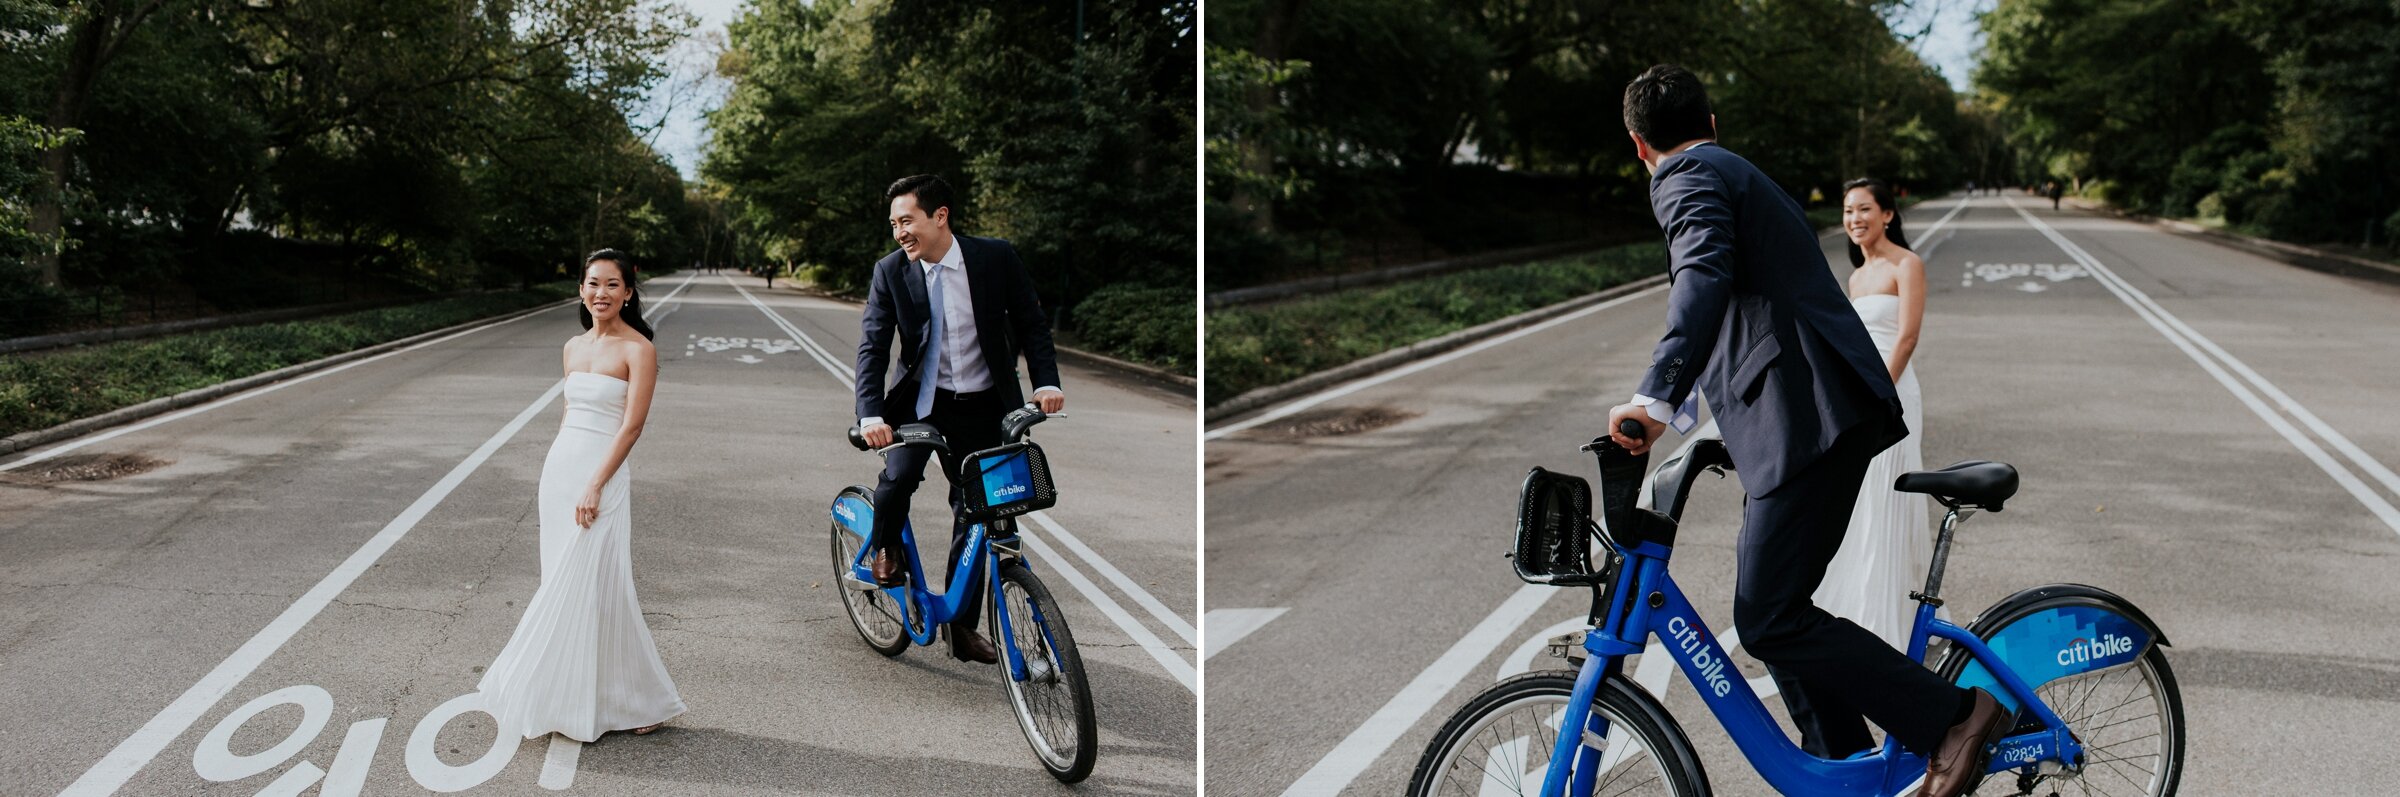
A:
1232 0 1305 237
27 0 176 287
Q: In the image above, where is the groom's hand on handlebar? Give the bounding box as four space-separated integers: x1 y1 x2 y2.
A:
1034 388 1065 415
861 422 894 449
1606 403 1666 456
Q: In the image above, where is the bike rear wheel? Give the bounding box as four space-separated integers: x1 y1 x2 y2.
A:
830 486 908 657
991 560 1098 782
1978 647 2184 796
1409 670 1707 797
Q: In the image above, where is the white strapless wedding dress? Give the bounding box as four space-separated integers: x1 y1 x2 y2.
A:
478 371 684 741
1813 294 1932 651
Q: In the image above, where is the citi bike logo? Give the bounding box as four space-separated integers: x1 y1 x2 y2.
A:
994 484 1028 498
2057 633 2136 666
835 503 858 523
1666 617 1734 698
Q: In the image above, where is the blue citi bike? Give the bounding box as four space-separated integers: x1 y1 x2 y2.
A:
827 405 1097 783
1408 421 2185 796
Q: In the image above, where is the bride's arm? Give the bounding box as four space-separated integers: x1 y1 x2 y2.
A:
576 342 656 527
1888 253 1926 382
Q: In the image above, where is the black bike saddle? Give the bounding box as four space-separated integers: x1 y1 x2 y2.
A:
1894 460 2019 511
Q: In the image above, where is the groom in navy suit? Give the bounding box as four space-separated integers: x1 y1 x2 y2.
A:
1603 65 2009 797
855 174 1064 664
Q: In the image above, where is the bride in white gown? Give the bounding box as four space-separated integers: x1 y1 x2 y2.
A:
1813 178 1933 651
479 249 685 742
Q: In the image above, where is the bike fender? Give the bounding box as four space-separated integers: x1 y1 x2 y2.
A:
832 488 875 536
1946 584 2165 703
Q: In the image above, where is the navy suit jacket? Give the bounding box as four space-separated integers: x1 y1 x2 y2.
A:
1635 143 1906 497
854 235 1061 424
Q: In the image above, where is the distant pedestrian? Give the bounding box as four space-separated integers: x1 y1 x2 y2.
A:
2048 181 2064 211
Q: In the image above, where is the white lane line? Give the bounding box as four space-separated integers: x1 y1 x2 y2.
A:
10 272 700 468
2005 197 2400 535
723 281 1198 689
2017 214 2400 500
1028 511 1196 645
537 734 582 790
1208 198 1976 443
1282 584 1554 796
1019 532 1197 692
1200 608 1287 660
59 380 568 796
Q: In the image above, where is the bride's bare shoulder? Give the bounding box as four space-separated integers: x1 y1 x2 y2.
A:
1893 247 1926 272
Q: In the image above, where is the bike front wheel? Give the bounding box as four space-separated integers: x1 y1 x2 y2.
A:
1409 670 1707 797
830 486 908 657
990 559 1098 782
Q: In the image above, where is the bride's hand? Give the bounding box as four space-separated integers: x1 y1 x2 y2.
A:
576 486 601 528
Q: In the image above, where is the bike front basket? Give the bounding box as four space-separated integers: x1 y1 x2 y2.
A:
1514 466 1599 585
958 441 1058 522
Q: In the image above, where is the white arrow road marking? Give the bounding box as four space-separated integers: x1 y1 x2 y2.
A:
1202 608 1288 660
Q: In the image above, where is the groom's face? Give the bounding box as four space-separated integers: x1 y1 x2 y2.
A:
889 194 952 262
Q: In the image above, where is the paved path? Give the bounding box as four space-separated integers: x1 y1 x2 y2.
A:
1203 194 2400 795
1 273 1197 796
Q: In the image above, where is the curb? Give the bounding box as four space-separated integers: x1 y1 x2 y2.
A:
1055 346 1197 390
0 297 577 459
2068 199 2400 282
1204 273 1670 423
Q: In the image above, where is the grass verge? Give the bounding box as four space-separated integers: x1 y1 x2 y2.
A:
0 285 575 441
1206 242 1662 403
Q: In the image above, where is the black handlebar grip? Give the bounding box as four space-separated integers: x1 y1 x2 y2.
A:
846 426 871 451
1617 417 1648 442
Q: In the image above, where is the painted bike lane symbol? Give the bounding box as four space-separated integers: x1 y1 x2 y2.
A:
1961 261 2088 292
191 686 553 794
684 334 798 363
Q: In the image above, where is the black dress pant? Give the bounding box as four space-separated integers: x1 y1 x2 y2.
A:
1734 430 1968 757
871 388 1005 632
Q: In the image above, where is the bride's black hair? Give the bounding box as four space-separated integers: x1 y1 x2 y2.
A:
577 248 655 340
1841 177 1911 268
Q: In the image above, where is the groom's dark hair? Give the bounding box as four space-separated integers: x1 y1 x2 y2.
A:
886 174 959 226
1623 64 1714 150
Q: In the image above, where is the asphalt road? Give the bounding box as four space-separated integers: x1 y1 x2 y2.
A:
1202 194 2400 795
0 273 1198 796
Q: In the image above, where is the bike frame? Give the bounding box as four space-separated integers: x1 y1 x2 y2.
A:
1536 536 2086 797
834 493 1041 685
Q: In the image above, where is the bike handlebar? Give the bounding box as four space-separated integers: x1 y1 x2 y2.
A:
848 404 1063 454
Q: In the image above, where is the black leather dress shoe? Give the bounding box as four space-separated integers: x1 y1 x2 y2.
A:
950 627 1000 664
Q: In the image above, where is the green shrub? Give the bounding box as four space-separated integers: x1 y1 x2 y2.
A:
1071 283 1194 374
0 286 572 439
